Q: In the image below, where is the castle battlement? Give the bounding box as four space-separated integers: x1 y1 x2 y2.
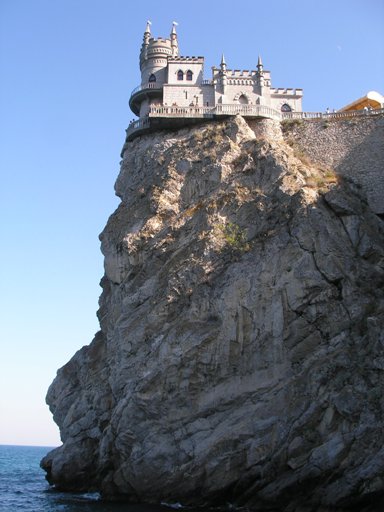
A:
272 88 303 96
169 56 204 62
148 37 170 43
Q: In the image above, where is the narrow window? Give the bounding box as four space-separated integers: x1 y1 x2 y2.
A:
148 74 156 83
177 70 184 81
185 91 188 99
186 70 193 81
281 103 292 112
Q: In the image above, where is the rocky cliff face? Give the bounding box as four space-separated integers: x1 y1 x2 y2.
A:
41 116 384 511
280 115 384 215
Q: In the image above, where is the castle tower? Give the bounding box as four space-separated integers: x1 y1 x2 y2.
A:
131 22 181 117
139 22 176 87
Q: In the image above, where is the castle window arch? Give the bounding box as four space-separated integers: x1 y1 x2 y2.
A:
239 94 248 105
177 70 184 81
281 103 292 112
234 92 250 104
148 74 156 83
186 70 193 81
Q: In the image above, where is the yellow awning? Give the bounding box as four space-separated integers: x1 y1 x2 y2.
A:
338 91 384 111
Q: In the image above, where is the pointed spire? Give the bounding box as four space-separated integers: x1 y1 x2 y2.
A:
143 20 151 50
220 53 227 73
170 21 179 56
257 55 264 87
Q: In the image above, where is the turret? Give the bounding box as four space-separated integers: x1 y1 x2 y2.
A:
132 22 180 117
139 23 176 87
140 20 151 62
170 22 179 57
257 55 264 87
220 53 227 73
220 54 227 92
144 20 151 46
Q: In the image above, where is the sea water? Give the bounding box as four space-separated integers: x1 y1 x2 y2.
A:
0 445 178 512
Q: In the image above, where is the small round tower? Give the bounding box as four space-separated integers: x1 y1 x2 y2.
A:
130 22 180 116
139 22 179 87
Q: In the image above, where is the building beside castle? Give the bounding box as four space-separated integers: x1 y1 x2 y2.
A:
127 22 303 140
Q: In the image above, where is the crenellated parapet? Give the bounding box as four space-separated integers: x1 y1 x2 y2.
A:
168 56 204 62
272 88 303 96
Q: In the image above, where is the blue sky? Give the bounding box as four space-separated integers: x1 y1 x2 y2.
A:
0 0 383 447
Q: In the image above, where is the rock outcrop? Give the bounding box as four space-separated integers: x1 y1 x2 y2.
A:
42 116 384 511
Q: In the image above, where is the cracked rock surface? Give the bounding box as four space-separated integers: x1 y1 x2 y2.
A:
41 116 384 511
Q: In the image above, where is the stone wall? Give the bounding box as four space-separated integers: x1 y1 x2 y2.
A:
167 60 204 85
281 115 384 214
163 83 215 107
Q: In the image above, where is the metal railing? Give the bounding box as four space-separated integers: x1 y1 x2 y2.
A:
282 107 384 120
125 117 151 138
130 83 162 98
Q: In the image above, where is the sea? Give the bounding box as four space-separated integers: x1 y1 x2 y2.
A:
0 445 182 512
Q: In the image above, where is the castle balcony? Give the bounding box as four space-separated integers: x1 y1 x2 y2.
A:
124 104 282 145
214 104 281 120
148 105 216 118
124 117 151 142
129 83 163 116
148 103 281 120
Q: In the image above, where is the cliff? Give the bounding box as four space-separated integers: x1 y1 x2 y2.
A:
280 115 384 215
41 115 384 511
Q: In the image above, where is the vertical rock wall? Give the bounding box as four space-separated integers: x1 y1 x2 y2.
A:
42 116 384 511
281 115 384 214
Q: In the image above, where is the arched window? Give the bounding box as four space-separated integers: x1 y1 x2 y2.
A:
281 103 292 112
148 74 156 83
177 70 184 81
186 70 193 81
238 94 248 105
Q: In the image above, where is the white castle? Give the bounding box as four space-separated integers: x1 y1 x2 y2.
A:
127 22 303 140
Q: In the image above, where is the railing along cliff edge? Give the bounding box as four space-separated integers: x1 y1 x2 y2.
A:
125 106 384 140
282 107 384 120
